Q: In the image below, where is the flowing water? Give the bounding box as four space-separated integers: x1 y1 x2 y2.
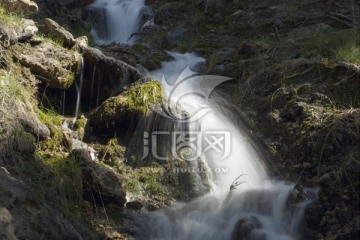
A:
89 0 147 44
144 52 313 240
74 58 84 121
87 1 314 239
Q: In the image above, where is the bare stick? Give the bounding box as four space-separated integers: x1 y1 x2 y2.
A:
230 174 247 190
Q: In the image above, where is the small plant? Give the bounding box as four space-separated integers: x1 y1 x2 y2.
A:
301 29 360 64
335 38 360 64
0 7 22 25
41 154 84 206
35 31 65 47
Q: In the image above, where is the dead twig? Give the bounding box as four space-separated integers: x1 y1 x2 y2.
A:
328 12 353 22
230 174 247 190
328 16 353 28
337 61 360 73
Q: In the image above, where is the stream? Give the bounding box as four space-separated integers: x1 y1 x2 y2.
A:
88 0 316 239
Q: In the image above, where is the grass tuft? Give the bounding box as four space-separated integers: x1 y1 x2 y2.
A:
301 29 360 64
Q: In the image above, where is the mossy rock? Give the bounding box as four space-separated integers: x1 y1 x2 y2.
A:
89 80 164 134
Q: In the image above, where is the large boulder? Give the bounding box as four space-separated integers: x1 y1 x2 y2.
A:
89 80 163 134
81 46 149 109
18 41 82 89
44 18 76 49
101 44 174 71
73 149 127 206
1 0 38 15
0 18 38 45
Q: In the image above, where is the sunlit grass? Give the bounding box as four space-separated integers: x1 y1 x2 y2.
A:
301 29 360 65
335 38 360 65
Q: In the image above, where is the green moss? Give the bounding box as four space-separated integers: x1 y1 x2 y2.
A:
107 159 171 199
63 71 75 88
125 164 170 198
37 108 62 126
74 115 87 129
97 138 126 166
94 80 164 125
40 154 84 209
0 69 31 102
0 7 22 25
131 43 146 54
123 80 164 113
35 32 64 47
36 108 65 154
335 39 360 65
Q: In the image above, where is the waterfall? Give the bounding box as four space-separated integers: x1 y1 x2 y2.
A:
89 0 147 44
87 2 315 239
74 58 84 121
143 53 315 240
151 52 267 191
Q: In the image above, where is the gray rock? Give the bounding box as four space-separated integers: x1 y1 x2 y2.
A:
163 28 193 49
11 131 36 154
239 41 269 58
126 200 144 210
19 41 82 89
73 149 127 206
18 111 50 139
82 46 147 106
75 36 89 52
213 13 223 24
231 216 263 240
0 19 38 45
1 0 38 15
44 18 76 48
286 184 309 207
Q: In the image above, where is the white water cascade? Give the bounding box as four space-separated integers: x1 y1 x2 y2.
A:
145 52 313 240
151 51 268 191
87 1 315 239
89 0 147 44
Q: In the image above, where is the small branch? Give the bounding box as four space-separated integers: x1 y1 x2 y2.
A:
127 32 147 42
337 61 360 73
328 16 353 28
328 12 353 22
230 174 247 190
286 67 314 79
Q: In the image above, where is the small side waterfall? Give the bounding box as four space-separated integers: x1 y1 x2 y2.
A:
74 58 84 121
89 0 147 44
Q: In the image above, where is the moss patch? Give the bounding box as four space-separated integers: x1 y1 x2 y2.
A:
90 80 164 130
